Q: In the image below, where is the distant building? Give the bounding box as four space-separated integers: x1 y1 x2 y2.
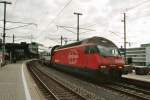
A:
119 43 150 66
28 42 39 54
0 42 39 61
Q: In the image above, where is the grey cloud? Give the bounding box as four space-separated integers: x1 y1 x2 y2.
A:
53 0 67 6
87 6 98 15
80 0 92 3
0 0 150 47
93 15 108 27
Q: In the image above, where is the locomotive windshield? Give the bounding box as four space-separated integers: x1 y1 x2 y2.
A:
97 45 119 56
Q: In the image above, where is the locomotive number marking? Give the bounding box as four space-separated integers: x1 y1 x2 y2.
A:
68 49 79 64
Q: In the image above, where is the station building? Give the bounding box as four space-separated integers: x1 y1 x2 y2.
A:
0 42 39 62
120 43 150 66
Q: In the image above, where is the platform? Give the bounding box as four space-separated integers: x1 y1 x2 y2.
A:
0 61 45 100
122 72 150 82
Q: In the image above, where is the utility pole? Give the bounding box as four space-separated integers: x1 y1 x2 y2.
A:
30 34 33 43
61 35 63 46
122 12 127 64
0 1 12 64
12 34 15 63
74 12 82 42
13 34 14 43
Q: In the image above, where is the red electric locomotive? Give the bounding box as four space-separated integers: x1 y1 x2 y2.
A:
51 36 125 79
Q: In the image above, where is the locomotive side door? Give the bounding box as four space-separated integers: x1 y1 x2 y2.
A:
85 46 91 68
84 47 89 68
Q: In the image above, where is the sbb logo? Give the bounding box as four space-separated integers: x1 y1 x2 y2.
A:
68 49 79 64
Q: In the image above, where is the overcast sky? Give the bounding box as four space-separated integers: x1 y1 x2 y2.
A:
0 0 150 48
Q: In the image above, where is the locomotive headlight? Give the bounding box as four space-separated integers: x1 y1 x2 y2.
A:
119 66 122 69
101 66 106 68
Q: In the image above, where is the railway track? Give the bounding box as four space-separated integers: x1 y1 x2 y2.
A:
122 77 150 90
114 80 150 95
28 60 150 100
102 81 150 100
27 62 86 100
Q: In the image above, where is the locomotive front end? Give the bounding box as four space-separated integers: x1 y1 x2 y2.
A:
97 45 125 78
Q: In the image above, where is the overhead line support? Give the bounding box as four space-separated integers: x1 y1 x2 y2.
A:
0 1 12 64
74 12 82 41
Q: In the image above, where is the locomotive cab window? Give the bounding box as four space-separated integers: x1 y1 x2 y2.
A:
97 45 119 56
85 46 98 54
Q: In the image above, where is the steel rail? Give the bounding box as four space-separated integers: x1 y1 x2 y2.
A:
28 62 86 100
28 64 60 100
102 83 150 100
112 81 150 95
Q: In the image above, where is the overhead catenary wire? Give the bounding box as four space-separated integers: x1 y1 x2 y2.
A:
6 23 37 30
0 20 37 31
1 34 35 39
0 20 37 25
125 0 150 12
0 24 36 30
81 24 96 28
46 37 60 43
120 0 150 49
56 25 95 37
61 27 76 34
57 25 95 31
40 0 73 34
8 0 18 17
80 30 95 34
109 31 124 39
48 0 73 25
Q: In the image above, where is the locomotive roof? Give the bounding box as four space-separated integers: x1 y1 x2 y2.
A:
57 36 117 49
